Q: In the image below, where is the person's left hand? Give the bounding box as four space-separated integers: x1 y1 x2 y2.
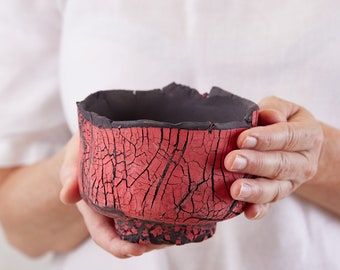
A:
224 96 324 219
59 133 166 258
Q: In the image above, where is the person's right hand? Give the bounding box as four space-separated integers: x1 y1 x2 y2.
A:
224 96 323 219
59 133 166 258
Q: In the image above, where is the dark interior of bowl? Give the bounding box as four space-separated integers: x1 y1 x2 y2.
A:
77 83 258 129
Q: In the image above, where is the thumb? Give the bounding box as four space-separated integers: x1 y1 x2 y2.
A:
258 96 292 125
59 132 82 204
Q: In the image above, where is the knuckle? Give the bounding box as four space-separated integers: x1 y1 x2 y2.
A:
271 152 289 179
271 180 295 203
284 124 299 150
271 183 282 202
303 163 318 180
314 128 324 151
251 183 265 202
262 133 276 149
253 153 266 172
300 151 319 180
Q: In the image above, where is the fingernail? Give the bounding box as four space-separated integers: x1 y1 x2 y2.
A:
231 155 248 171
237 183 252 200
243 136 257 148
253 206 264 219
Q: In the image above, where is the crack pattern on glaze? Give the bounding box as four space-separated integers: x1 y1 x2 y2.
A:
78 113 250 245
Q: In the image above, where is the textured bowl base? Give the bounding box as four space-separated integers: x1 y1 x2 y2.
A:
114 216 216 245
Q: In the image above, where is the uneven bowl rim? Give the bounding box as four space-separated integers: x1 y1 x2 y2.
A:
77 83 259 130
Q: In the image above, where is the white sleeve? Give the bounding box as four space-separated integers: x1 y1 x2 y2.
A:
0 0 71 167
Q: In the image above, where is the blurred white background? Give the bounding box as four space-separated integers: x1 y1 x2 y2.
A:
0 226 51 270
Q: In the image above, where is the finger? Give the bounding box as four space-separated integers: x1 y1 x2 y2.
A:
243 203 271 220
230 177 296 204
60 132 82 204
258 108 287 126
77 201 147 258
238 97 322 152
258 96 299 119
238 121 321 152
60 175 81 204
225 149 317 181
144 243 170 253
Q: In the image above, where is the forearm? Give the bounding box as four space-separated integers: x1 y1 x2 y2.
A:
0 149 89 257
295 122 340 216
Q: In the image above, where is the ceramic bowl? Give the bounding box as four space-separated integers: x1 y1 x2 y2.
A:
77 83 258 245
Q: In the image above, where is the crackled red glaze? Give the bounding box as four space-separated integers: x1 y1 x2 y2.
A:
78 110 257 245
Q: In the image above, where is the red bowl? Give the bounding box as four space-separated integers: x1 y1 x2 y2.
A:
77 83 258 245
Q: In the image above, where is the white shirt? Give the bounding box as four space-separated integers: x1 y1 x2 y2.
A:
1 0 339 269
